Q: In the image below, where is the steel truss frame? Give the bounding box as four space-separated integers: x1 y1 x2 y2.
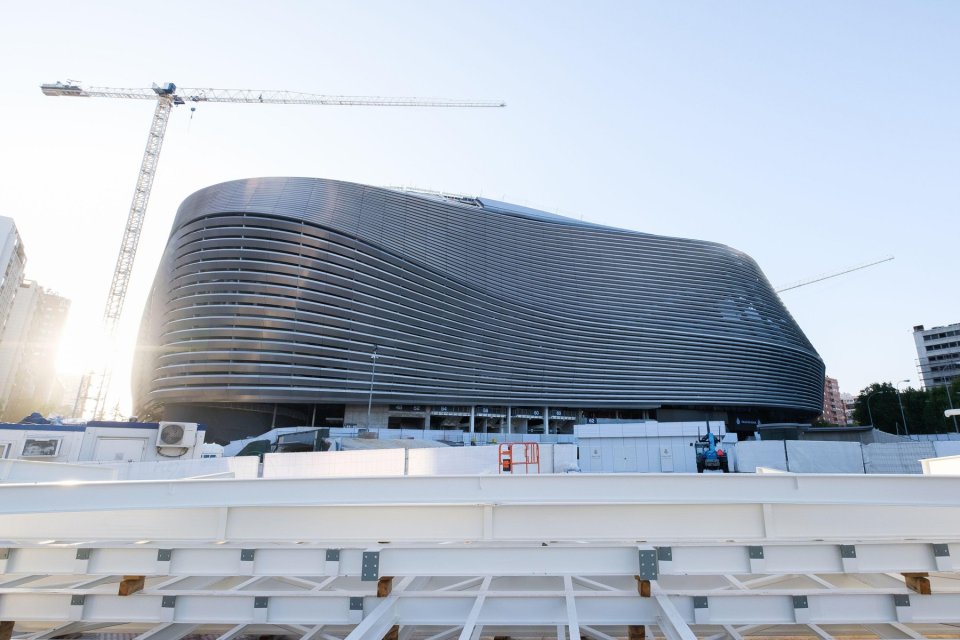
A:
1 474 959 636
4 571 960 633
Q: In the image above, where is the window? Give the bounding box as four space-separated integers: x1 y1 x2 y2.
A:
22 438 62 457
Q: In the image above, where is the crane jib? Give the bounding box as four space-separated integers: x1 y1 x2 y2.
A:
40 82 506 107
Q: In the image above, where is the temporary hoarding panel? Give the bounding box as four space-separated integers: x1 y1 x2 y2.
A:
786 440 864 474
863 442 937 474
735 441 787 472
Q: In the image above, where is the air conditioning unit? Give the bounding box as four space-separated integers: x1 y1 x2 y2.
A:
156 422 198 449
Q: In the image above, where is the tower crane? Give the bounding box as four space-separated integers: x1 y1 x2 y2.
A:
41 81 506 419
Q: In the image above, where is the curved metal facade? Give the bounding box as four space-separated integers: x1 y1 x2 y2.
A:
134 177 824 429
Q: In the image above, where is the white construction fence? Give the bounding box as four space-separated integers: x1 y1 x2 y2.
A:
576 420 730 473
262 443 579 478
735 439 960 474
0 444 576 483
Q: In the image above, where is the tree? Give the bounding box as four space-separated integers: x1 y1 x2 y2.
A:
853 383 900 432
853 379 960 435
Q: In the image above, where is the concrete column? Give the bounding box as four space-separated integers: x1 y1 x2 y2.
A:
469 406 475 433
544 406 550 434
506 406 512 434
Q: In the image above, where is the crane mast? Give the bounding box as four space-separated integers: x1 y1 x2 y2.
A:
78 95 174 419
42 81 504 419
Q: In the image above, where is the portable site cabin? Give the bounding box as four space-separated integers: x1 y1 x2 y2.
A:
0 420 206 463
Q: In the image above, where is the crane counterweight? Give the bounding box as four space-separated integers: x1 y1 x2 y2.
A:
40 82 87 97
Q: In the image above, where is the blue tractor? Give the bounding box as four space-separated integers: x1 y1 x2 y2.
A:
693 426 729 473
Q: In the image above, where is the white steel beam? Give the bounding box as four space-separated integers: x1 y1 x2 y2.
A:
67 576 115 589
149 577 192 591
573 576 619 592
889 622 927 640
579 626 618 640
855 574 908 589
864 624 925 640
435 578 484 592
278 576 330 590
653 591 697 640
3 587 960 624
702 625 770 640
1 543 956 578
657 543 958 576
738 575 799 589
564 576 582 640
342 595 399 640
456 576 491 640
806 575 837 590
297 626 326 640
21 623 118 640
420 627 461 640
0 474 959 631
312 576 340 591
720 624 744 640
133 623 198 640
0 576 44 588
279 625 311 635
718 576 747 591
1 474 960 545
213 624 247 640
807 624 834 640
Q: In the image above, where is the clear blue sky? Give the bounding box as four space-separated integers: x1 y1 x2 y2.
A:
0 1 957 412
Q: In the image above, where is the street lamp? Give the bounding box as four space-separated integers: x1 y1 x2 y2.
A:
866 390 880 428
366 345 380 429
895 379 910 437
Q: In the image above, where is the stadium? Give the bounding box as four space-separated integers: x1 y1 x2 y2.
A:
133 177 824 442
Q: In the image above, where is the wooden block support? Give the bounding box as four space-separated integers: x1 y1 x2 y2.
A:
903 572 932 595
382 625 399 640
0 621 14 640
119 575 146 596
377 576 394 597
377 577 397 640
628 625 646 640
635 577 651 598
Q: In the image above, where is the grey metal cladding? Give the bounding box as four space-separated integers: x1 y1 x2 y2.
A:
133 177 824 413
